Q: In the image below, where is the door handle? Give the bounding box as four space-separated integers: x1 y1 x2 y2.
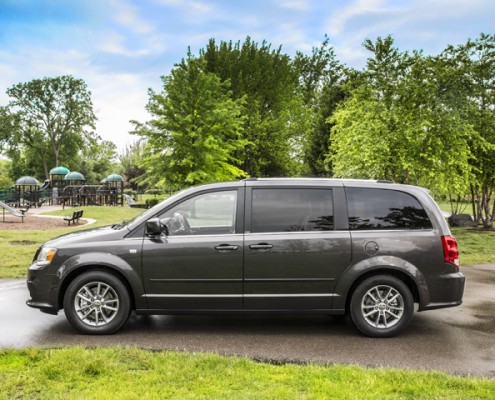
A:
214 244 239 252
249 243 273 250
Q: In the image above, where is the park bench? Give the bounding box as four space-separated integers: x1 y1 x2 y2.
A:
124 194 149 209
64 210 84 226
19 203 30 215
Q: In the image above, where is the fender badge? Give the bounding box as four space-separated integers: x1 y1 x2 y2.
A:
129 249 137 254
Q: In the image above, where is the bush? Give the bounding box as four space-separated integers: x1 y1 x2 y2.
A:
145 198 159 207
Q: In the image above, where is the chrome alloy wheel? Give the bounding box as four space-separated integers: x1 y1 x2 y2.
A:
74 281 120 327
361 285 404 329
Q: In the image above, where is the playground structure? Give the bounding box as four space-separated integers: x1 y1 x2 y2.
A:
0 166 124 208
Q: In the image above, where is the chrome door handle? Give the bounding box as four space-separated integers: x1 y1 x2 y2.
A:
249 243 273 250
214 244 239 252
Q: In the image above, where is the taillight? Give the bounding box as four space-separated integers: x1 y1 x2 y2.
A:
441 235 459 266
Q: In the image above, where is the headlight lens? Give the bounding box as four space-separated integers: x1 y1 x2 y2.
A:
37 247 58 266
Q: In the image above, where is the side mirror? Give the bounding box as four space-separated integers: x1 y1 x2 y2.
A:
145 218 162 237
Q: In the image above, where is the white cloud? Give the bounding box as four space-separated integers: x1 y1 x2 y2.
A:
277 0 310 12
112 0 155 35
326 0 387 36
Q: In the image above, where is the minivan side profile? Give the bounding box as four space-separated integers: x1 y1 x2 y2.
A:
27 179 465 337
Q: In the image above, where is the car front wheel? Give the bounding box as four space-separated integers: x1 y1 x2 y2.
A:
63 270 131 335
350 275 414 338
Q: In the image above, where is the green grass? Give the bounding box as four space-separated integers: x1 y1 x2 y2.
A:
0 206 145 279
452 227 495 265
0 347 493 399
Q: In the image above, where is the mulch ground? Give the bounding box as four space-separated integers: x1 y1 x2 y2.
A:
0 214 87 230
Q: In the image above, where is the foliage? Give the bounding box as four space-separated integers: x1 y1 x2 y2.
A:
4 76 97 179
329 36 474 195
0 159 13 188
1 347 494 399
133 55 247 188
73 139 120 183
442 34 495 227
293 36 347 176
201 37 307 176
119 141 148 191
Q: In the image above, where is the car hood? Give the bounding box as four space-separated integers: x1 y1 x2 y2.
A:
43 225 127 248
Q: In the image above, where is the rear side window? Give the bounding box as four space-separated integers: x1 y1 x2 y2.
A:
346 188 432 230
251 188 333 233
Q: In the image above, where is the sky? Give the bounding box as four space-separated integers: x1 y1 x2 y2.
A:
0 0 494 152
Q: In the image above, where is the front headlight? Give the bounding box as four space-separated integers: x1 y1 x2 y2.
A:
37 247 58 266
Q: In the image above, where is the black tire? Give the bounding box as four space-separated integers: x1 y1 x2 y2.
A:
63 270 131 335
350 275 414 338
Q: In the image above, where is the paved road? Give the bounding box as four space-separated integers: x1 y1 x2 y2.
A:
1 265 494 377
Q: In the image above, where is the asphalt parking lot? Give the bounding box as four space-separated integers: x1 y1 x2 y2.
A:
1 264 494 377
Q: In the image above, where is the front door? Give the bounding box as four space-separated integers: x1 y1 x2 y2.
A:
142 189 244 310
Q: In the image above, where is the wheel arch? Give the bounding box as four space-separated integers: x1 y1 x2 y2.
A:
58 265 137 311
344 268 420 312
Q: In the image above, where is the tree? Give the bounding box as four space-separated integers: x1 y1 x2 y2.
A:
201 37 304 176
133 56 247 188
293 37 347 176
118 140 148 191
74 139 119 183
5 76 96 179
328 37 473 195
443 34 495 227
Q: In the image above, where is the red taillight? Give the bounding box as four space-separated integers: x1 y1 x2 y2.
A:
441 235 459 266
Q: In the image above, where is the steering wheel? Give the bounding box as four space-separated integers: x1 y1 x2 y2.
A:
171 212 192 235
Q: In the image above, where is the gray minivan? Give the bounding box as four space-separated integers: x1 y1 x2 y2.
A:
27 178 465 337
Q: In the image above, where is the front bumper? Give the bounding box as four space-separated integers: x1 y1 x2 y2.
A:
26 263 61 315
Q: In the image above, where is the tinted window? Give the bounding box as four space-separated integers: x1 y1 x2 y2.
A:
251 189 333 233
346 188 432 230
159 190 237 235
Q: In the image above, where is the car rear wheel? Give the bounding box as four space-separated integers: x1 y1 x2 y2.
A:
63 271 131 335
350 275 414 338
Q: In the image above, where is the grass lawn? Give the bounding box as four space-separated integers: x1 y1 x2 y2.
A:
0 206 145 279
0 347 493 399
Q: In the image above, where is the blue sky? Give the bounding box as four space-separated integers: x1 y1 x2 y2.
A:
0 0 494 151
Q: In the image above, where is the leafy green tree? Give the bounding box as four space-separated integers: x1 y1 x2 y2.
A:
293 37 347 176
201 37 304 176
118 140 148 191
133 56 247 188
5 76 97 179
329 37 473 195
0 159 13 188
74 139 119 183
443 34 495 227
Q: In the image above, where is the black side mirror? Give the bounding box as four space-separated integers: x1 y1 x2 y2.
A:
145 218 162 236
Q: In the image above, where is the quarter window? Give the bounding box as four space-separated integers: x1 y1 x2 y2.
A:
346 188 432 230
159 190 237 235
251 188 334 233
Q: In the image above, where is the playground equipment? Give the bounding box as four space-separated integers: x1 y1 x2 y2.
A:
0 168 125 208
0 200 28 222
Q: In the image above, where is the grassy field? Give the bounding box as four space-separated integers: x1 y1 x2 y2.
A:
0 347 493 399
0 206 145 279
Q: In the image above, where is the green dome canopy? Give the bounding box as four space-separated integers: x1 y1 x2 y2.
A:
15 176 40 186
105 174 124 182
49 166 70 175
64 171 85 181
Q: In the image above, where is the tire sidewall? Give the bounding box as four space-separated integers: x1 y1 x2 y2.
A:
350 275 414 338
63 270 131 335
